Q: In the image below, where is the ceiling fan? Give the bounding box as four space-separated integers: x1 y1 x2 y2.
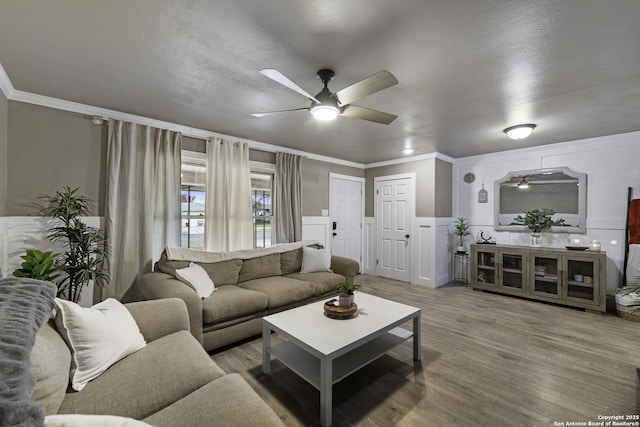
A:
251 68 399 125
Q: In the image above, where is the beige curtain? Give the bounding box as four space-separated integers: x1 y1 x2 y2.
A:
275 152 303 243
204 137 253 252
104 120 181 301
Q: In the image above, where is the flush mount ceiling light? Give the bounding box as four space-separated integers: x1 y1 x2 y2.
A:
504 124 536 140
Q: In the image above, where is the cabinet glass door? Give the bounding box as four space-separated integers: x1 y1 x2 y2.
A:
565 258 598 304
500 252 524 291
476 250 497 286
532 255 561 298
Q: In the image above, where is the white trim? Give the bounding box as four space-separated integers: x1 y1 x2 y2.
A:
453 130 640 166
0 69 365 169
329 173 365 270
373 172 416 281
328 173 365 183
249 160 276 173
365 152 454 169
0 63 15 99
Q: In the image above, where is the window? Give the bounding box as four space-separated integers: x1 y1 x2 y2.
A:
181 151 206 249
180 152 275 250
252 170 274 248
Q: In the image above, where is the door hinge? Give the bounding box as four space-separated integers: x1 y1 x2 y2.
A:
376 189 379 195
376 259 379 265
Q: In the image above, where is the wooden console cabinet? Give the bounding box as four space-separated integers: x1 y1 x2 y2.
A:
471 244 606 312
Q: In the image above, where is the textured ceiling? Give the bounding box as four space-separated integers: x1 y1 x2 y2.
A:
1 0 640 163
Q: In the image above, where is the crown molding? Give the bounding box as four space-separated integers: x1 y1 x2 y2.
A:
0 62 15 99
3 76 366 169
365 151 455 169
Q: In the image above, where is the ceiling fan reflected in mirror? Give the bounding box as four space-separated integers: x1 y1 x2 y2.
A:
252 68 399 125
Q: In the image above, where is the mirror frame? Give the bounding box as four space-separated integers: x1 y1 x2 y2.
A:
494 167 587 233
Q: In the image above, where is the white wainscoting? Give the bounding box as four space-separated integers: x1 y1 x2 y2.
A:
0 216 101 305
363 217 376 275
362 216 452 287
410 217 452 288
301 216 331 249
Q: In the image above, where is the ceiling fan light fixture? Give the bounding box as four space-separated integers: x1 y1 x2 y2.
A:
504 124 536 140
310 104 340 121
518 177 529 189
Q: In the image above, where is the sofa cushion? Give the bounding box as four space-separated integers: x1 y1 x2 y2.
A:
58 330 225 419
197 259 243 286
201 285 269 324
284 272 345 296
237 253 282 283
54 298 147 392
31 322 72 415
45 414 153 426
238 276 314 308
156 251 243 287
143 374 284 427
280 248 303 275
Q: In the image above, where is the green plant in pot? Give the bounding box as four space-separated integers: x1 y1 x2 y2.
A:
39 186 110 303
513 208 565 247
337 278 362 308
13 249 60 281
453 217 471 253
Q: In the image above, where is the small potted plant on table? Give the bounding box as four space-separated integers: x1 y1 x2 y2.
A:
337 278 361 308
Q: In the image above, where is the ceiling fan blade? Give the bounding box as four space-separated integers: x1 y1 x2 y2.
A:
335 70 398 106
341 105 397 125
259 69 320 103
251 107 309 118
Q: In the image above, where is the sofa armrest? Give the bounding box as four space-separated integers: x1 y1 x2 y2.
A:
125 298 189 343
139 272 204 345
331 255 360 280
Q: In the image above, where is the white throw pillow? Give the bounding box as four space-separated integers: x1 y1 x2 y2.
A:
45 414 154 427
54 298 147 391
301 246 332 273
175 262 216 299
44 414 153 427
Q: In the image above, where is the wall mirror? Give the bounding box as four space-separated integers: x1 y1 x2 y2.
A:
495 167 587 233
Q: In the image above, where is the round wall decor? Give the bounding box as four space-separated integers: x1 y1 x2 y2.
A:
463 172 476 184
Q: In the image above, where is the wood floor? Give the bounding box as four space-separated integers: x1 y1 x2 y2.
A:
210 275 640 426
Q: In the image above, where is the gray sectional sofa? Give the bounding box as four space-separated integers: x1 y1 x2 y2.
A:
140 242 360 352
32 298 284 426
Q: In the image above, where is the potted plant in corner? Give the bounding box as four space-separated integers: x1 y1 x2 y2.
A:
13 249 61 281
513 208 565 247
39 186 110 304
337 278 362 308
454 217 471 253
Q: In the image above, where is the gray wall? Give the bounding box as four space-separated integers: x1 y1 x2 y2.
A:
301 158 365 216
364 157 452 218
7 101 106 216
434 158 453 217
0 90 7 216
4 101 362 218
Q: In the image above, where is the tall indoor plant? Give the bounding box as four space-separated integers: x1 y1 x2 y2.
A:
514 208 565 247
40 186 110 303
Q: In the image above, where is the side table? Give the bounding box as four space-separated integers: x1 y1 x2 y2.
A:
453 252 469 286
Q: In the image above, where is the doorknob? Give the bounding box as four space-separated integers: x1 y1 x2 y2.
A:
333 232 337 237
405 234 410 239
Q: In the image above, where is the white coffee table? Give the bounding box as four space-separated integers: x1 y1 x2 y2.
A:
262 292 421 426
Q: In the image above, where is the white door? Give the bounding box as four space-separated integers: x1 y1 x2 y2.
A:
376 175 414 282
329 174 363 266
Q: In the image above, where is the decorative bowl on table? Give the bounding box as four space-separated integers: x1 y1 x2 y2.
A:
324 303 358 320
